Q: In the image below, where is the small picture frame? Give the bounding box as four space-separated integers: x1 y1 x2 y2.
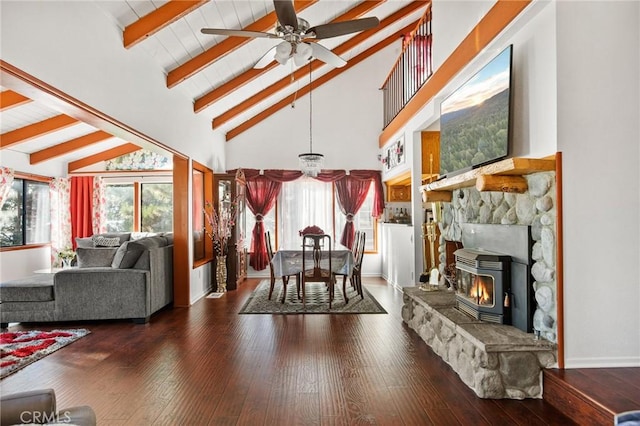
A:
383 136 405 171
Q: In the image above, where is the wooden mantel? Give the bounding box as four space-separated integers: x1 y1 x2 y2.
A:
420 157 556 202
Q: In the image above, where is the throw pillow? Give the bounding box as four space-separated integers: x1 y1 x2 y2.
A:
76 248 118 267
75 237 94 248
92 235 121 247
111 241 145 269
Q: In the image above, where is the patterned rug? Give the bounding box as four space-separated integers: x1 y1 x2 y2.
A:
0 329 90 379
239 280 387 314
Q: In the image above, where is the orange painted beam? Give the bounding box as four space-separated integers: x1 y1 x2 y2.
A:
124 0 208 49
379 0 531 147
167 0 317 88
0 90 31 111
0 114 78 148
68 143 140 173
194 0 392 113
226 22 417 141
30 130 114 164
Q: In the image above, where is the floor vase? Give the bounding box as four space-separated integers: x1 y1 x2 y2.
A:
216 255 227 292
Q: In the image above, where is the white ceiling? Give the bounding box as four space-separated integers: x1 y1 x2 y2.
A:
1 0 428 173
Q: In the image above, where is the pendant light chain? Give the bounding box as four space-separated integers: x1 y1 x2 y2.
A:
309 61 313 153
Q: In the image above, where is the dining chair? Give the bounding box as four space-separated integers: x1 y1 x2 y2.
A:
351 232 366 299
301 234 339 309
265 231 299 303
336 230 360 294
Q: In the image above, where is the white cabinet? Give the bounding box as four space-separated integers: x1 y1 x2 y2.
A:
381 223 415 288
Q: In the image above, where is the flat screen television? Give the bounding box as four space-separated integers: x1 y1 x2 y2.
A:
439 45 513 178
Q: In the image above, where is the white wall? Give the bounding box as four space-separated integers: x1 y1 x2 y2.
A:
0 247 50 282
226 44 398 171
0 0 222 168
556 1 640 367
396 0 640 367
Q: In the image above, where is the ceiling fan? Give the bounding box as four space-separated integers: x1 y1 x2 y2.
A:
201 0 380 69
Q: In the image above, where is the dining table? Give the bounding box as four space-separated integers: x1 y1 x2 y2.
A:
270 243 355 279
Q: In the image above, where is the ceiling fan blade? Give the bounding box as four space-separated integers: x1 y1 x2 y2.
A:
201 28 278 39
308 17 380 39
310 43 346 68
254 45 279 69
273 0 298 30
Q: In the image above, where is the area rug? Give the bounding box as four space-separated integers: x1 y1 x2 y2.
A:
239 280 387 314
0 329 90 379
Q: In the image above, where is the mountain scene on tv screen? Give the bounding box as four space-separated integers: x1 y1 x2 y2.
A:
440 89 510 175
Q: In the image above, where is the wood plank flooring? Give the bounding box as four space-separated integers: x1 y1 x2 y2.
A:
0 277 608 425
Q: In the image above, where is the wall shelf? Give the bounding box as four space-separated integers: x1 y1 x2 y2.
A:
420 157 556 202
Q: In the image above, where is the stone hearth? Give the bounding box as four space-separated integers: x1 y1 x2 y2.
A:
402 287 556 399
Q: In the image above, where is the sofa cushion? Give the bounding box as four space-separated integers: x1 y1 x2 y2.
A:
0 275 54 302
75 237 94 248
92 235 121 247
131 235 168 249
111 241 145 269
76 247 118 267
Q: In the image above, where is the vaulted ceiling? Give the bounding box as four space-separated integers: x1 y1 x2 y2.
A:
0 0 428 174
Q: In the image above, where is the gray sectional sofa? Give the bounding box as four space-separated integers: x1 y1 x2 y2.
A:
0 233 173 327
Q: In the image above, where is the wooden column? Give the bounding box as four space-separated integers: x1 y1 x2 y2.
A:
173 155 190 307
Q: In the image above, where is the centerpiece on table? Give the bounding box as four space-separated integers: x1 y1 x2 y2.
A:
204 200 238 292
58 248 76 269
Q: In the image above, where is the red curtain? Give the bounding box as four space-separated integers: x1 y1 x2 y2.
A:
70 176 94 249
238 168 385 270
335 176 372 249
245 176 282 271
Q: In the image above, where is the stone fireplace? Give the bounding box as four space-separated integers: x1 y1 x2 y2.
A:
401 171 557 399
437 172 557 342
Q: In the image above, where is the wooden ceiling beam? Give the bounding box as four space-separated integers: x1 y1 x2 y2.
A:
30 130 114 165
194 0 388 113
124 0 208 49
68 143 140 173
225 21 418 141
0 90 31 111
213 1 425 127
167 0 317 88
0 114 79 149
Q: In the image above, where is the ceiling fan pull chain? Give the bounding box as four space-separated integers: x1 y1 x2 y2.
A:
309 61 312 151
290 65 298 108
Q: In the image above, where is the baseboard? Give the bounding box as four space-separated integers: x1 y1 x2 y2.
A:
564 357 640 368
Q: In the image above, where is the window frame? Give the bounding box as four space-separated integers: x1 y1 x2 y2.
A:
103 175 173 234
0 172 52 252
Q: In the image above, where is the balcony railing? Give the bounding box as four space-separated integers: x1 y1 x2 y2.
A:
381 5 433 129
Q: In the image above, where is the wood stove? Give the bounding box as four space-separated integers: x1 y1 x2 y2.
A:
455 248 511 324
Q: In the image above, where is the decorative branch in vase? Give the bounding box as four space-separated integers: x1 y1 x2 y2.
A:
204 199 239 292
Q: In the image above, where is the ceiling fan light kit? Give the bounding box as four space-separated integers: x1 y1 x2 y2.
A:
201 0 380 69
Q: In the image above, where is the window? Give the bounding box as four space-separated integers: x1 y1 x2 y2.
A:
278 177 333 249
104 180 172 233
141 183 173 232
272 177 377 251
105 184 134 232
0 178 51 247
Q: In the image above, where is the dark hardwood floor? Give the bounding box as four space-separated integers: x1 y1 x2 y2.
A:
0 277 626 425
